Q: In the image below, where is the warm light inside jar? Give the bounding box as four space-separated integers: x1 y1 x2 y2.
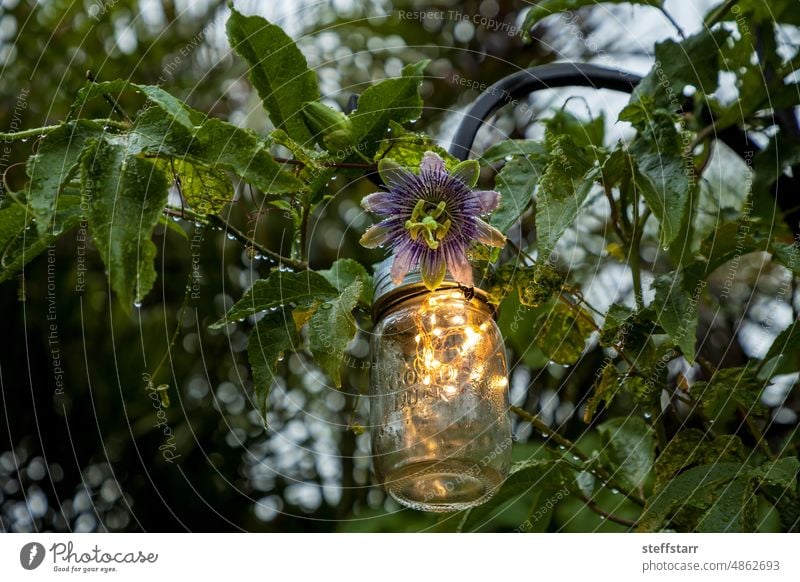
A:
370 288 512 512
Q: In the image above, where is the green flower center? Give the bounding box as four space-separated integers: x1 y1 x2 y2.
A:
404 200 452 250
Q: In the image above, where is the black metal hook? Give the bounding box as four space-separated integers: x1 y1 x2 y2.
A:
445 62 756 164
447 63 642 160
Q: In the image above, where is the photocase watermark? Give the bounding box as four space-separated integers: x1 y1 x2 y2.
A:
398 10 521 37
21 540 158 573
142 373 181 463
20 542 46 570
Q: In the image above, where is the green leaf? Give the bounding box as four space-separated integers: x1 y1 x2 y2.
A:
192 118 302 194
350 61 427 157
707 0 800 26
693 366 766 424
597 417 656 492
695 475 756 533
130 107 302 194
318 258 373 305
584 363 621 422
308 280 362 387
70 80 204 130
373 121 459 170
26 120 102 234
760 320 800 377
682 218 768 284
598 303 634 347
492 152 547 233
210 270 338 328
535 136 597 258
532 300 594 365
752 457 800 489
515 261 564 308
521 0 660 41
629 110 692 247
247 309 300 420
632 29 730 109
638 462 748 532
771 242 800 277
459 459 572 532
496 293 552 369
0 195 84 282
154 158 233 216
544 109 605 149
226 8 320 145
655 429 745 492
482 139 546 164
650 271 701 362
82 139 170 310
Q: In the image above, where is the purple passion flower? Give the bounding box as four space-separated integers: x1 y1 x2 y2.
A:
360 151 506 290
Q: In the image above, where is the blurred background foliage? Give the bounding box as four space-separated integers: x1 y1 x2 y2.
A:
0 0 797 532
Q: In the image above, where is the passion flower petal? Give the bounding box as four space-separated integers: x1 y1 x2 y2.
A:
474 218 507 247
360 222 393 248
361 191 396 213
444 242 473 287
390 242 421 284
472 190 501 214
420 151 446 174
378 158 415 188
421 248 447 291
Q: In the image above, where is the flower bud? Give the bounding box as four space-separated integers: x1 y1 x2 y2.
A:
301 101 354 151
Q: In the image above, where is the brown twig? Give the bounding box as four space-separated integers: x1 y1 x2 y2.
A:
161 207 307 270
578 492 638 528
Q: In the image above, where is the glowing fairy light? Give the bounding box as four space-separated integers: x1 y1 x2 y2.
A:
370 277 512 513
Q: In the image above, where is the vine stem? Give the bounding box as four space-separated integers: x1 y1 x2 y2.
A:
577 492 638 528
687 123 718 155
209 213 308 270
741 411 776 460
510 405 647 507
629 206 650 311
603 183 627 243
0 119 129 142
706 0 739 27
557 292 640 370
161 207 307 270
657 6 686 39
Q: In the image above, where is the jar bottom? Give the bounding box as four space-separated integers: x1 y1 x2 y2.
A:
384 459 503 513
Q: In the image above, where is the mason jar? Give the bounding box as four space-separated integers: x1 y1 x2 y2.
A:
369 262 512 512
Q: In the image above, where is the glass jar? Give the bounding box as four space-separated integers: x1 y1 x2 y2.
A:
369 266 512 512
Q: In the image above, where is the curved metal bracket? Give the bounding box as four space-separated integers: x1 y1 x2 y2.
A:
448 63 642 160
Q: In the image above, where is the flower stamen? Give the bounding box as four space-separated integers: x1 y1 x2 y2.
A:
404 200 451 250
